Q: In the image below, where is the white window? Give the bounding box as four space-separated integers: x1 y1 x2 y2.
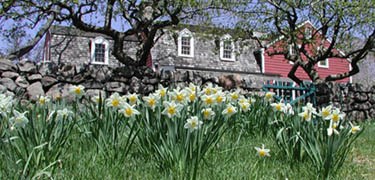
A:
318 58 329 68
220 34 235 61
90 36 109 65
317 47 329 68
289 44 300 56
305 27 312 39
177 29 194 57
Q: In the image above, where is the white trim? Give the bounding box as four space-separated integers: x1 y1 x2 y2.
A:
260 48 265 73
220 34 236 61
90 36 109 65
288 44 301 64
317 58 329 68
177 28 194 58
349 63 353 83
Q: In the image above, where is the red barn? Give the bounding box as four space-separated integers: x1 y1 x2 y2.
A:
257 21 352 83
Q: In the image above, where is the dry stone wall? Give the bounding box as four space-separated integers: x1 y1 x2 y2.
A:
316 82 375 121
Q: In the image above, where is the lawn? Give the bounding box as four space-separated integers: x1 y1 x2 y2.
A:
0 84 374 179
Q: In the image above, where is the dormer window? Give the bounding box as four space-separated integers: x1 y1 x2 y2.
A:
305 27 312 39
220 34 235 61
91 36 109 65
317 46 329 68
178 29 194 57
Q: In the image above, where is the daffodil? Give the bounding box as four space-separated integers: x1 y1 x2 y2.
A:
155 85 168 98
302 102 317 114
254 144 271 157
120 103 140 118
202 83 214 95
264 92 275 102
222 104 237 117
106 93 124 109
328 108 345 123
169 87 186 104
38 95 50 105
184 116 203 132
162 101 183 118
271 102 285 112
214 91 226 104
142 94 160 111
183 88 197 103
9 110 29 129
0 94 13 117
327 120 339 136
249 97 256 104
298 110 312 122
349 122 361 134
56 108 74 121
239 102 250 112
320 105 332 119
202 108 215 120
228 90 240 102
126 93 139 105
91 95 104 104
201 94 215 107
70 85 85 98
284 103 294 115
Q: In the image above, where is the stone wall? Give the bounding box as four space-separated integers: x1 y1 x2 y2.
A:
316 83 375 121
0 59 274 102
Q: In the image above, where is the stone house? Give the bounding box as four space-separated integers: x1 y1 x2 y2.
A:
43 25 265 80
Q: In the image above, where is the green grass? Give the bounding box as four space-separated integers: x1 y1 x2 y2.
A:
45 121 375 179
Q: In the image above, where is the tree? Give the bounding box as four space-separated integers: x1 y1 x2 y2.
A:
0 0 221 66
232 0 375 84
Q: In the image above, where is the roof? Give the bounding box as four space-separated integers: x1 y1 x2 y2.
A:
49 25 139 41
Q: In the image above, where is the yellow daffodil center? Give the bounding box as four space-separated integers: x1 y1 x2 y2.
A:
216 96 223 103
231 94 239 100
205 97 213 105
189 94 196 101
148 99 156 107
227 107 234 114
332 114 339 122
351 127 358 133
191 121 197 128
322 110 330 117
74 88 81 95
125 108 133 116
205 88 211 95
303 112 309 121
259 150 266 157
160 90 166 97
275 104 282 111
168 107 176 115
112 99 120 107
176 94 184 102
129 96 137 104
203 110 210 118
265 93 272 99
39 98 45 105
333 123 338 129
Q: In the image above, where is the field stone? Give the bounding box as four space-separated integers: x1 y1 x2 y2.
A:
1 71 19 79
0 59 17 71
41 76 58 87
15 76 29 88
27 74 42 82
0 78 17 91
0 84 6 92
18 61 37 73
27 82 45 101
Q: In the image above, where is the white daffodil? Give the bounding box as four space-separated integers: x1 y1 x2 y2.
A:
328 108 345 123
126 93 139 106
106 93 124 109
9 110 29 128
222 104 237 117
91 94 104 104
284 103 294 115
298 110 312 122
0 94 13 117
155 85 168 98
201 94 216 107
349 122 361 134
239 102 251 112
214 91 226 104
320 105 332 120
202 83 214 95
271 102 285 112
249 97 256 104
302 103 317 114
327 121 340 136
264 92 275 102
184 116 203 132
38 95 50 105
57 108 74 121
120 103 140 118
142 94 160 111
228 90 241 102
162 101 183 118
183 88 197 103
254 144 271 157
69 85 85 98
169 87 186 104
202 108 215 120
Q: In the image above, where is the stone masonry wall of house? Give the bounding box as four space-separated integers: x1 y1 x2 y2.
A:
152 31 261 73
50 35 137 67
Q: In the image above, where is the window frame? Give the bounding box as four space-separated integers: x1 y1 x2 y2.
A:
220 34 236 61
317 46 329 68
177 29 194 58
288 44 301 64
90 36 109 65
